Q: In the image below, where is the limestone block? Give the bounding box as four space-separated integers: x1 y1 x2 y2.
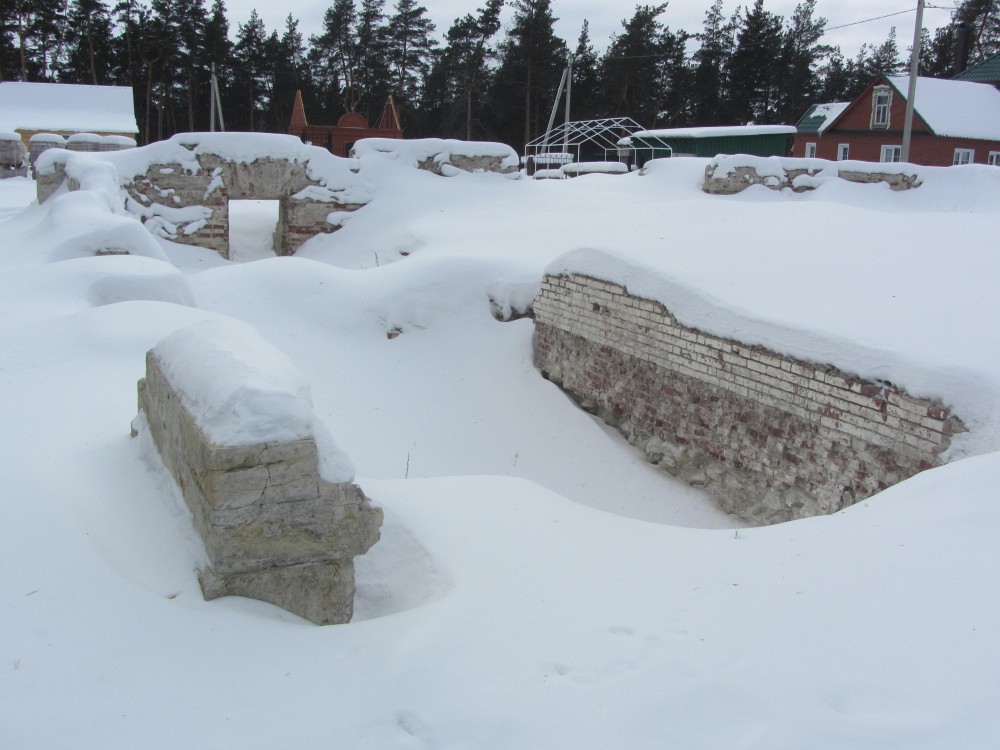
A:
136 343 382 625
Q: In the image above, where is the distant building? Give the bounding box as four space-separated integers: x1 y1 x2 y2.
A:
287 91 402 157
792 76 1000 166
0 82 138 148
626 124 796 166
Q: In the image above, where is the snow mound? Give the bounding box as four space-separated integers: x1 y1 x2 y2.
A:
353 137 519 170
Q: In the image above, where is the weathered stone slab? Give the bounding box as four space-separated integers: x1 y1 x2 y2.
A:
135 325 382 624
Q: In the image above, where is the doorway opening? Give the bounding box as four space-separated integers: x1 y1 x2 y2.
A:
228 199 280 262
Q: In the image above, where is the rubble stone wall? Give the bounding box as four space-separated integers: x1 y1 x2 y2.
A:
37 155 362 258
136 349 382 625
533 273 963 524
703 161 920 194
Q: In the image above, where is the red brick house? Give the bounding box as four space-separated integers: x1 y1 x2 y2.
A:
792 75 1000 166
287 90 402 157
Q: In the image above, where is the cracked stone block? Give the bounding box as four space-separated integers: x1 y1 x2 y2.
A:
135 326 382 624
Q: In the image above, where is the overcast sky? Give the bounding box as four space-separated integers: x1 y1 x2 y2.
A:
223 0 956 59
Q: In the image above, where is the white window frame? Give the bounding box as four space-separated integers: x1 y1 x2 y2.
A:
837 144 850 161
805 142 817 158
880 145 901 163
953 148 974 165
872 86 892 128
989 151 1000 166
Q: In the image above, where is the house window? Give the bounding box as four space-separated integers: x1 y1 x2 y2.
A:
805 142 817 158
989 151 1000 166
880 145 901 163
872 86 892 128
837 144 850 161
953 148 974 165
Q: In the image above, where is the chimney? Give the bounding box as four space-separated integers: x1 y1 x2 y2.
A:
954 23 973 75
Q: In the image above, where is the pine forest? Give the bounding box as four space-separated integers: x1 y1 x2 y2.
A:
2 0 999 148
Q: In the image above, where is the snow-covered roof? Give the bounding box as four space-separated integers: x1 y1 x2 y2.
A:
795 102 850 134
0 82 138 134
886 76 1000 141
632 125 797 139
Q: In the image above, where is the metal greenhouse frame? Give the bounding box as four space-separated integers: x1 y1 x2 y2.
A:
523 118 650 176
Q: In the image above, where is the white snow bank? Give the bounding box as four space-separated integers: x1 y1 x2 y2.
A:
353 137 519 170
150 318 354 481
46 191 169 262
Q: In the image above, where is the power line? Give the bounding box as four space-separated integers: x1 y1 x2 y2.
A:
825 9 916 33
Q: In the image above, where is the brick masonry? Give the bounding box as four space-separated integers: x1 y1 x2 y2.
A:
37 154 363 259
533 273 964 524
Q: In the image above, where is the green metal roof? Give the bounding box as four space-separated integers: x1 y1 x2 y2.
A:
954 52 1000 83
795 102 850 134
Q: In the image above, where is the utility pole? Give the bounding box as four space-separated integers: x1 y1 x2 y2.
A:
901 0 925 162
210 63 225 132
563 52 574 155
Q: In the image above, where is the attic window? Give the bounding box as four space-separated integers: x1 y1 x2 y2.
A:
872 86 891 129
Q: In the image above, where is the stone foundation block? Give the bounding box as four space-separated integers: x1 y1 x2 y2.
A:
136 325 382 624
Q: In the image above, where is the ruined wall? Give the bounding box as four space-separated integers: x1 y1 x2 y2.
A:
703 158 921 194
533 273 963 524
136 344 382 625
38 154 363 258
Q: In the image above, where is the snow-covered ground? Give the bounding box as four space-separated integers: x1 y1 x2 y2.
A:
1 152 998 748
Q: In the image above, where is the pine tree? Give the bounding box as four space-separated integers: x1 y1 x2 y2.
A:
493 0 567 147
308 0 358 119
387 0 436 110
429 0 503 139
60 0 112 84
726 0 785 123
570 20 601 120
868 27 904 78
271 14 308 130
691 0 735 125
233 9 269 130
955 0 1000 62
778 0 830 123
600 4 669 126
355 0 391 121
658 26 692 126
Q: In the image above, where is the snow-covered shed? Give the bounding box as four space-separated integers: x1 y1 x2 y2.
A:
625 125 796 162
793 75 1000 166
0 82 139 149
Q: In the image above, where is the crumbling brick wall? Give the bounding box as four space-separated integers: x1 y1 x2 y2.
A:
533 273 963 524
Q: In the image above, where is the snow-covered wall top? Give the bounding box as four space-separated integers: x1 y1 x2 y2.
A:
887 76 1000 141
36 132 365 192
151 318 354 482
352 137 519 170
632 125 797 140
153 318 315 446
0 82 138 134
